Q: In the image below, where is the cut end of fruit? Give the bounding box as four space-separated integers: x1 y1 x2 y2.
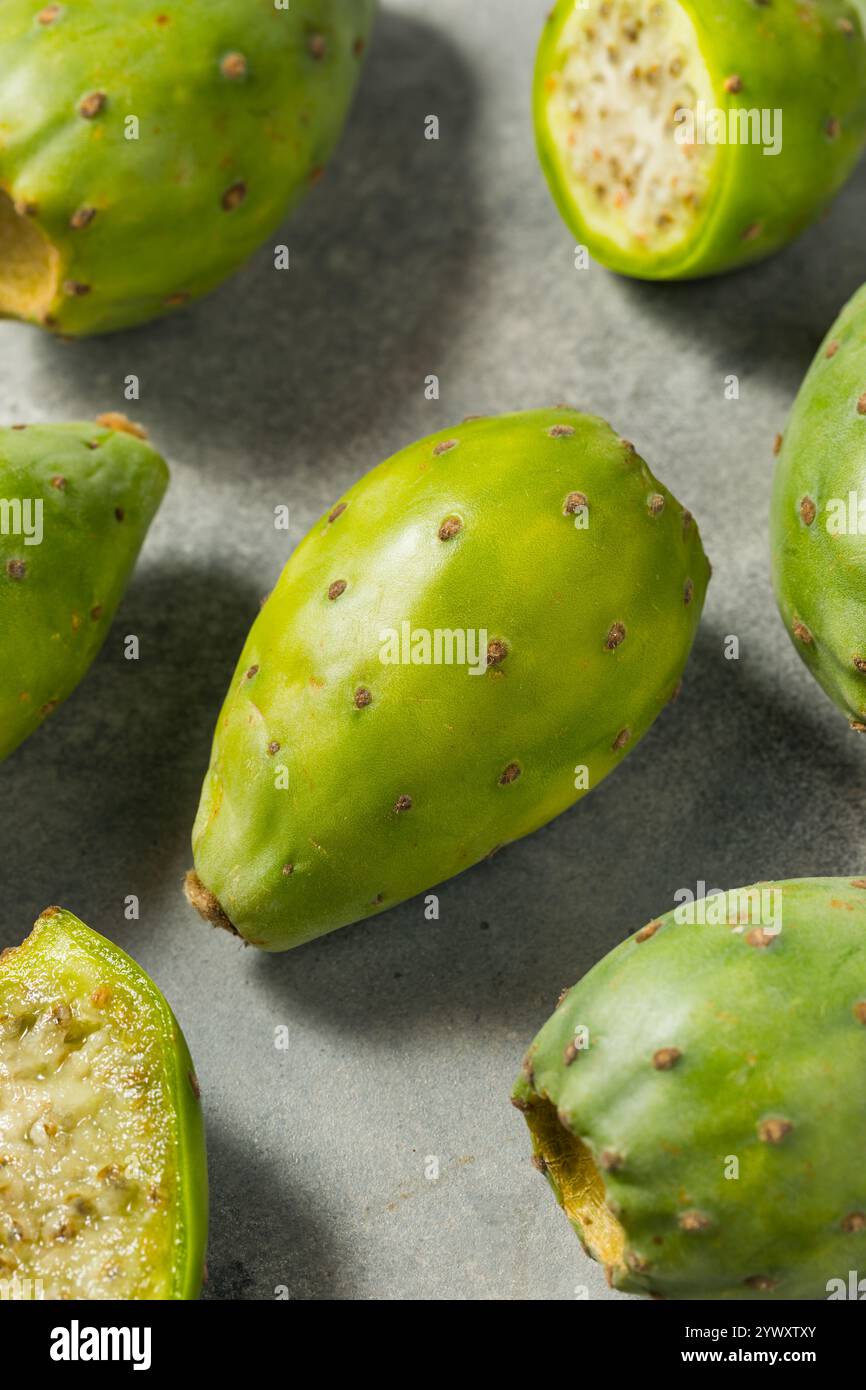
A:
0 912 186 1299
0 189 61 322
183 871 241 939
540 0 717 263
524 1094 626 1268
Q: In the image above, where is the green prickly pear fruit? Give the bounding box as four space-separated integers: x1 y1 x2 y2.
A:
0 906 208 1300
513 877 866 1300
771 281 866 731
0 0 375 336
185 407 710 952
535 0 866 279
0 416 168 762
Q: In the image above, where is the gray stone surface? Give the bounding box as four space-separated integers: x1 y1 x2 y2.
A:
3 0 866 1300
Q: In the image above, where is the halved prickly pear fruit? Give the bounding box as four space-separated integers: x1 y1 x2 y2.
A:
0 417 168 763
186 407 709 951
535 0 866 279
771 281 866 731
513 877 866 1300
0 0 376 336
0 907 207 1300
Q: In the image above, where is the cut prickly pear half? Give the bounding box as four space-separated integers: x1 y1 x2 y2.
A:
771 280 866 730
186 407 710 952
0 908 207 1300
0 416 168 763
535 0 866 279
0 0 376 335
514 877 866 1299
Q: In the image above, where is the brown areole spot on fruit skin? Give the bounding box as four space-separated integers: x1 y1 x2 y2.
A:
244 665 259 681
498 762 521 785
744 1275 778 1291
684 578 694 606
772 433 783 456
842 1211 866 1232
69 206 96 230
605 622 626 650
221 182 246 211
635 919 662 943
437 515 463 540
548 423 575 438
393 794 412 813
78 91 107 118
328 502 346 523
563 490 588 515
652 1047 681 1070
647 493 665 515
800 496 816 525
758 1117 792 1144
745 926 778 949
183 870 242 939
267 740 280 756
486 638 508 666
5 559 26 580
354 687 372 708
612 728 630 750
679 1210 713 1232
220 52 248 80
792 618 813 645
432 439 458 456
825 340 840 358
327 579 346 601
563 1041 579 1065
308 33 327 59
853 1000 866 1024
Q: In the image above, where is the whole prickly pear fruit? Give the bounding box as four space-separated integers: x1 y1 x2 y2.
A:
771 282 866 731
0 0 375 336
513 877 866 1300
0 906 207 1299
535 0 866 279
186 407 709 951
0 417 168 762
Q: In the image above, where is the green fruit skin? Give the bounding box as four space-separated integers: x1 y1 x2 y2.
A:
191 408 709 951
535 0 866 279
771 281 866 728
2 907 208 1300
513 878 866 1300
0 0 375 336
0 421 168 762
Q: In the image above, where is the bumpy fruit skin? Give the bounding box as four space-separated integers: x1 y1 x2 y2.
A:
0 907 207 1299
771 282 866 730
535 0 866 279
188 408 709 951
0 0 375 336
513 878 866 1300
0 419 168 762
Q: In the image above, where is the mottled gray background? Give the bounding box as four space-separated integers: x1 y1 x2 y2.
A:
2 0 866 1300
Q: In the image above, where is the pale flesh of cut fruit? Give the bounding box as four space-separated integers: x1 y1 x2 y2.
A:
525 1095 625 1270
543 0 718 257
0 939 176 1300
0 189 60 322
